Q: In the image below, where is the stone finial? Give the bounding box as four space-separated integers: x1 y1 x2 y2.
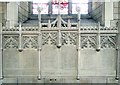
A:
76 6 81 13
37 6 43 13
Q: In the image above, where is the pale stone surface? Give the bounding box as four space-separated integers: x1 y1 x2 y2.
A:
0 1 119 84
7 2 19 27
61 46 77 69
91 2 105 26
3 49 38 77
104 2 113 27
3 49 20 76
80 49 116 77
18 2 29 22
2 78 17 83
0 3 7 26
2 48 116 83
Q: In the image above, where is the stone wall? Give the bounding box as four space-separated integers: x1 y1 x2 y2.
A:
113 2 119 20
2 48 116 83
91 1 104 25
0 3 7 26
18 2 29 23
6 2 30 27
111 2 120 27
1 26 118 83
7 2 19 27
91 1 114 27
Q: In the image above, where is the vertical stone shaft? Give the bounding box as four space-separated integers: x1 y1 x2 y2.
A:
57 0 61 47
0 23 2 84
68 0 72 14
57 15 61 47
18 22 22 51
48 0 52 14
116 21 120 80
96 22 101 51
77 10 81 80
38 7 42 79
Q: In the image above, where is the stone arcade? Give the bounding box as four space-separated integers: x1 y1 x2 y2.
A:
0 0 120 84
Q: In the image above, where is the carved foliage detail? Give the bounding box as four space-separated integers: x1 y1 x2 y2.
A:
101 36 116 48
61 32 77 45
3 36 19 48
81 36 96 48
23 36 38 49
42 32 57 45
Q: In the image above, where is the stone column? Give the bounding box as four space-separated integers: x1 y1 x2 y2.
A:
88 0 92 15
0 23 3 81
68 0 72 15
48 0 52 15
96 22 101 51
37 6 42 80
18 22 22 52
7 2 18 27
118 21 120 84
28 2 33 17
57 0 62 48
118 1 120 83
76 7 81 80
116 28 120 80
